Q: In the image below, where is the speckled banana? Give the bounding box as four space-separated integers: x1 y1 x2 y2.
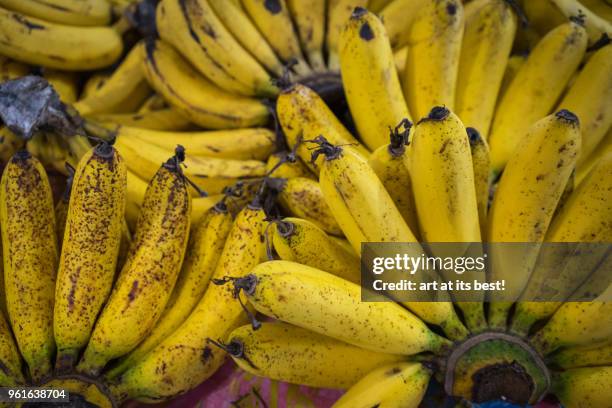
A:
339 7 411 151
225 322 404 389
277 177 343 236
277 83 369 174
55 189 69 250
0 310 24 386
92 108 193 132
238 260 452 355
558 42 612 166
0 0 111 26
271 217 360 283
240 0 311 76
467 127 490 238
288 0 326 71
326 0 368 70
106 203 233 379
488 111 581 329
141 39 269 129
0 151 57 382
333 362 431 408
74 42 150 116
551 0 612 43
379 0 427 49
77 153 191 377
402 0 464 119
54 143 126 372
109 205 265 403
489 21 587 174
0 6 122 70
550 341 612 369
552 366 612 408
156 0 277 97
455 0 517 138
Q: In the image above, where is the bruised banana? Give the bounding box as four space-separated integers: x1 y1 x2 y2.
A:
239 261 452 355
271 217 360 283
488 111 581 330
0 151 57 381
54 143 127 372
77 153 191 376
141 39 269 129
0 6 122 70
106 204 233 379
326 0 368 70
225 322 404 389
339 7 412 151
109 205 266 403
0 0 111 26
287 0 326 71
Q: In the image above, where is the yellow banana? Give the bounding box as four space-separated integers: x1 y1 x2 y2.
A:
487 111 582 329
141 39 269 129
333 362 431 408
576 126 612 184
552 366 612 408
225 322 404 389
271 217 360 283
77 153 191 376
522 0 567 37
0 310 24 386
208 0 284 76
266 152 314 179
367 122 419 236
0 151 57 382
551 0 612 43
0 55 30 81
467 127 491 238
74 42 151 116
44 69 79 103
157 0 277 97
496 54 527 108
92 109 193 131
326 0 368 70
550 341 612 369
0 126 25 163
238 260 452 355
109 205 265 403
54 143 127 372
369 0 394 12
0 6 122 70
581 0 612 22
277 83 369 174
379 0 428 49
558 42 612 165
55 190 69 250
339 8 412 150
277 177 343 236
240 0 311 76
0 0 111 26
287 0 326 71
80 73 109 99
402 0 464 119
106 204 233 379
125 170 148 231
489 21 587 174
394 45 408 78
455 0 517 138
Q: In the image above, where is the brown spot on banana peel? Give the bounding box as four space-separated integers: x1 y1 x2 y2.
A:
11 13 45 31
359 21 375 41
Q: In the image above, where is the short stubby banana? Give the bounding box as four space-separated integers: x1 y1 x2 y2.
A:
0 0 111 26
0 151 57 382
54 143 127 372
77 154 191 376
552 366 612 408
326 0 368 70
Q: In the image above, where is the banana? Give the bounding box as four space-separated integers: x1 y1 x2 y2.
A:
277 177 343 236
455 0 517 138
0 6 122 70
225 322 404 389
576 126 611 184
496 54 527 107
379 0 428 49
0 54 30 80
581 0 612 22
326 0 369 70
467 127 490 238
277 83 369 175
394 45 408 78
74 43 151 116
367 122 419 236
287 0 326 71
0 0 111 26
80 73 109 99
511 150 612 334
488 110 581 329
551 0 612 43
141 39 269 129
522 0 567 36
237 260 452 355
0 126 25 163
240 0 311 76
550 341 612 369
125 170 148 231
208 0 284 76
0 151 57 382
55 190 69 250
488 21 587 174
369 0 394 12
109 205 266 403
402 0 464 119
333 362 431 408
77 152 191 377
271 217 360 283
552 366 612 408
558 42 612 166
266 152 315 179
44 69 79 103
339 8 412 151
157 0 277 97
53 143 127 372
106 203 233 379
0 310 24 386
121 126 276 160
92 109 193 131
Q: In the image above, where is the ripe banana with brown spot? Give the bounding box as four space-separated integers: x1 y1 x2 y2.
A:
0 0 112 26
92 108 193 131
467 127 490 238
